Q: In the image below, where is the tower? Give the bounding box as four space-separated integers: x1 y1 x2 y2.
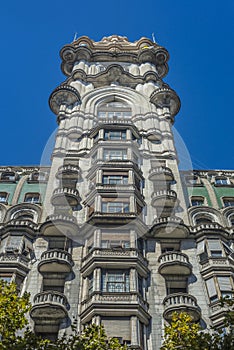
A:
0 35 233 350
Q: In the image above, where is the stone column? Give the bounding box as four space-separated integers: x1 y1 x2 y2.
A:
130 268 137 292
95 268 101 292
129 170 134 184
130 195 135 212
131 316 139 346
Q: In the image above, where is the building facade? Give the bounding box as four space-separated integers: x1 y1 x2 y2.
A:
0 35 233 349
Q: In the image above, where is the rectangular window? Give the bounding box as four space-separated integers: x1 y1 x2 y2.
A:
0 192 8 203
215 178 228 185
0 274 12 283
207 240 223 257
223 198 234 207
166 279 187 295
102 201 129 213
103 149 127 161
206 278 218 302
88 274 93 295
217 276 233 298
102 270 130 293
191 198 204 206
104 130 127 141
101 240 130 248
24 193 40 204
103 175 128 185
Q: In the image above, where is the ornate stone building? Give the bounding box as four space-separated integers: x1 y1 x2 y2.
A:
0 35 233 349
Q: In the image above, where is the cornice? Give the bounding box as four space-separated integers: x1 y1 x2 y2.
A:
67 64 159 89
60 35 169 78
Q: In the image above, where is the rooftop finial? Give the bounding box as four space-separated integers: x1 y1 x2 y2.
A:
73 32 78 42
152 33 156 43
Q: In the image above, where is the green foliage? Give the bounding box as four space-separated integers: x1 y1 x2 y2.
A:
54 323 128 350
0 281 127 350
0 280 30 339
161 297 234 350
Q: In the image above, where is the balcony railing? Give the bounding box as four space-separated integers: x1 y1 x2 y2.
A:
40 213 78 237
30 291 68 320
87 211 138 225
38 249 73 274
51 187 81 206
46 213 77 223
192 222 227 234
81 292 148 314
148 166 174 182
81 248 148 275
0 253 29 267
151 190 177 208
149 216 189 238
163 293 201 322
5 219 37 230
158 252 192 275
56 164 80 180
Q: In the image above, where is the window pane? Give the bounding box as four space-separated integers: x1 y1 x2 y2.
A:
217 277 232 291
206 278 217 298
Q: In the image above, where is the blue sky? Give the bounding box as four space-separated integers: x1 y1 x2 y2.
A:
0 0 233 169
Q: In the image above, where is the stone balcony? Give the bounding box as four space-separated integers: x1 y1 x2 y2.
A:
56 164 80 180
40 213 78 237
38 249 73 274
192 222 228 236
148 166 174 182
158 252 192 276
87 211 138 225
30 291 68 321
209 300 234 327
51 187 81 206
151 189 177 209
3 219 37 237
199 256 233 276
81 248 148 277
163 293 201 322
80 292 150 324
49 84 81 115
149 216 189 238
0 253 30 275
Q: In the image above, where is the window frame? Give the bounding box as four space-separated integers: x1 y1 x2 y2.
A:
205 275 233 303
101 269 130 293
191 196 205 206
101 201 130 213
103 148 128 161
104 129 127 141
24 193 41 204
102 174 128 185
214 177 229 186
0 192 8 204
223 197 234 207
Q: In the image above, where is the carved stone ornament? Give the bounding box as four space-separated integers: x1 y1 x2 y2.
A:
49 84 81 115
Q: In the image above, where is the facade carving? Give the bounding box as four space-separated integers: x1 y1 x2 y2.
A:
0 36 233 349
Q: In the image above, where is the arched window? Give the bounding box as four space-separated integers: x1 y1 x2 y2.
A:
228 215 234 226
14 211 34 221
97 101 131 120
195 216 213 225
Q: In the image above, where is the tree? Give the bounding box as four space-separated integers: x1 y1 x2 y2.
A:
161 297 234 350
0 279 30 340
0 281 127 350
55 323 128 350
160 312 208 350
0 280 49 349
